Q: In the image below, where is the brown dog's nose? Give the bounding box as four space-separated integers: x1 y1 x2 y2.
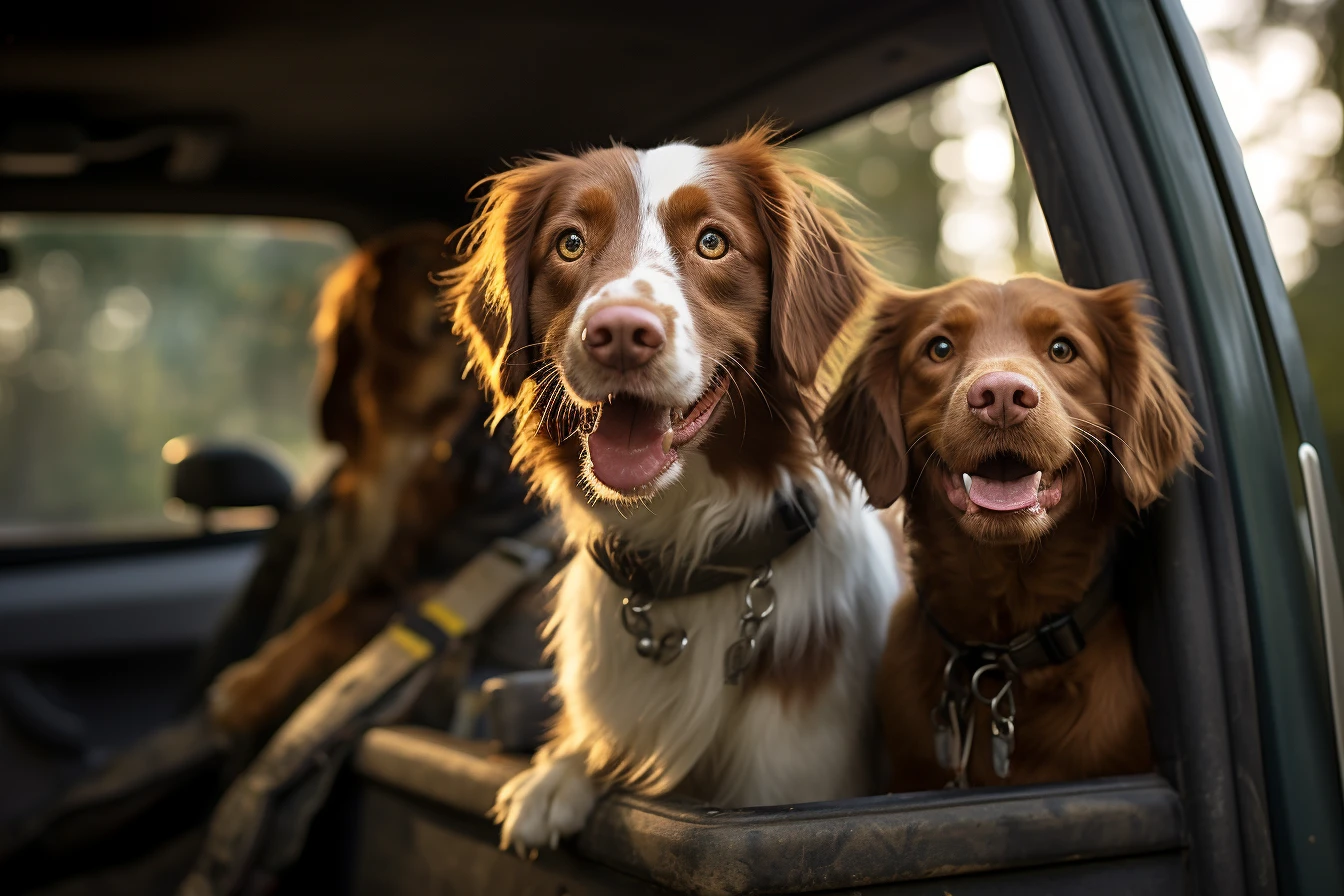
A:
968 370 1039 428
582 305 665 371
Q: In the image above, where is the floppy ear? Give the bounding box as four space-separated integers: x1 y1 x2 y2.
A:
312 249 374 457
366 223 456 349
820 336 907 508
442 160 559 412
1092 281 1201 509
729 126 876 387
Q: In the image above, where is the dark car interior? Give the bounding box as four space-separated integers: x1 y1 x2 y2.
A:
3 1 1344 894
4 1 981 227
0 0 984 824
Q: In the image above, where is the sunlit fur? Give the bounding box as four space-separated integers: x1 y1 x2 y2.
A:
443 126 899 851
822 276 1201 789
208 224 486 736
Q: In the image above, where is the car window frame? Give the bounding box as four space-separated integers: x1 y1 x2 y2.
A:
983 0 1344 892
0 528 269 570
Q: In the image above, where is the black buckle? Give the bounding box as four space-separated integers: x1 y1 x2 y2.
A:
1037 613 1086 664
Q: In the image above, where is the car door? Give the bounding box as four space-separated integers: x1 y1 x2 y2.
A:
1158 0 1344 880
987 0 1344 892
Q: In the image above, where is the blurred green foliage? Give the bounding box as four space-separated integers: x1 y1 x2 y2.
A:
797 76 1059 289
0 216 352 542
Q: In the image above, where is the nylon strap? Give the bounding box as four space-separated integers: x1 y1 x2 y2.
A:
179 519 559 896
587 488 818 600
919 558 1116 672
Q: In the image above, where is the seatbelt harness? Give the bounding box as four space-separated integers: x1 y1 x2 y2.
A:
178 521 559 896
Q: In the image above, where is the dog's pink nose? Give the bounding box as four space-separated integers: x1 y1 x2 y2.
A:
968 371 1039 428
582 305 665 371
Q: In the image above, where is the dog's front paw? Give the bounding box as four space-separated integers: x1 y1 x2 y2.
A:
491 756 597 856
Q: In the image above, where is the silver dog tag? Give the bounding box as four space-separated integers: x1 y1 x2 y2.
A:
931 699 961 771
991 718 1015 779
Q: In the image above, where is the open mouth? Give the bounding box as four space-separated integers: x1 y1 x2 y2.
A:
943 452 1064 516
581 366 731 495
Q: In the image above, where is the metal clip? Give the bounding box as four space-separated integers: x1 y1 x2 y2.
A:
991 717 1015 779
933 653 977 787
967 660 1018 781
931 692 962 772
986 671 1017 780
723 566 775 684
621 594 687 665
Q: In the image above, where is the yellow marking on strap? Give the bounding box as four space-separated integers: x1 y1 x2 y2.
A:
419 601 468 638
388 623 434 661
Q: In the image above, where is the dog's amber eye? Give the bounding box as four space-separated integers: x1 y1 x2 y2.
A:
927 337 953 362
557 230 585 261
697 229 728 259
1049 338 1076 362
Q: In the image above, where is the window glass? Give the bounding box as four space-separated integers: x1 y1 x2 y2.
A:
0 215 354 544
795 63 1060 288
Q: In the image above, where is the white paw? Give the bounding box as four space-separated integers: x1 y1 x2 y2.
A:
491 756 598 856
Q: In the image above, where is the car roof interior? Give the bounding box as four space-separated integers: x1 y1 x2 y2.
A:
2 0 985 234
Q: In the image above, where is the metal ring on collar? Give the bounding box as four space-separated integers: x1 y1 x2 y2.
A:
744 567 776 617
971 663 1013 708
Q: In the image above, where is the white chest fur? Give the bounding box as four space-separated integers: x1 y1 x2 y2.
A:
492 465 899 852
545 473 898 806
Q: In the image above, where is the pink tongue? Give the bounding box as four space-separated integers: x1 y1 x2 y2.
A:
968 474 1039 512
586 397 672 492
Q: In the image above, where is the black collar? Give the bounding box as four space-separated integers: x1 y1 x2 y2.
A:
918 558 1116 672
587 488 819 600
411 410 540 581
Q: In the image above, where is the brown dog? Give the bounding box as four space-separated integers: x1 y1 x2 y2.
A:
207 223 497 736
822 276 1199 790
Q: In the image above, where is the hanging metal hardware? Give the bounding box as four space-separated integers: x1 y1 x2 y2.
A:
620 594 688 665
723 566 776 685
931 653 1019 787
619 563 777 684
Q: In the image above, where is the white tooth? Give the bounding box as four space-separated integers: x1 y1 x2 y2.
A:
1034 471 1043 492
662 429 674 454
962 473 973 495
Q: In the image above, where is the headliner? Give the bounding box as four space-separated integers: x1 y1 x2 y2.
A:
2 1 984 229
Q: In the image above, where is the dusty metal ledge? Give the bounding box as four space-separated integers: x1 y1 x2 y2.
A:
353 725 1185 895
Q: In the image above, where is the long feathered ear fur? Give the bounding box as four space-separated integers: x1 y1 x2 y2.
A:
718 123 879 389
819 296 915 508
441 159 565 423
1088 281 1201 509
312 248 374 457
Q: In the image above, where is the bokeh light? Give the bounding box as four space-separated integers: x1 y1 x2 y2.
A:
1188 0 1341 290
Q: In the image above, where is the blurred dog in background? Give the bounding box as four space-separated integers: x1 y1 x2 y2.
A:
204 223 537 737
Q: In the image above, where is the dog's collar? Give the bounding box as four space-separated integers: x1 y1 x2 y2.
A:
921 556 1117 784
587 488 819 600
918 557 1116 673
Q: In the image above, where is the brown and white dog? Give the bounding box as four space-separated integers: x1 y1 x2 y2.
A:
822 276 1199 790
206 223 496 736
443 127 899 852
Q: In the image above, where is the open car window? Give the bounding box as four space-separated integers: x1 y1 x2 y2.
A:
0 215 354 546
797 64 1060 288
